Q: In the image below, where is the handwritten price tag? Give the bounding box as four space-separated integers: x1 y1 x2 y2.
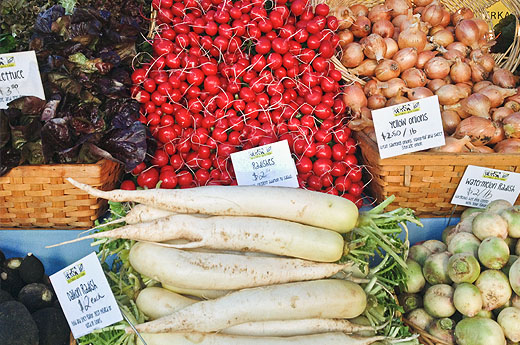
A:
451 165 520 208
0 51 45 109
50 253 122 339
231 140 299 188
372 96 445 159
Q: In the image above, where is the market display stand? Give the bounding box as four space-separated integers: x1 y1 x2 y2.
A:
0 216 455 274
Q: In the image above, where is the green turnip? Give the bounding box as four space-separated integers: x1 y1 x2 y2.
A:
427 318 455 344
422 240 447 254
501 207 520 238
404 259 425 293
447 232 481 257
505 237 518 253
475 269 512 310
474 309 494 318
472 212 509 240
503 256 519 276
447 253 481 283
406 308 434 330
461 207 482 220
510 257 520 295
455 317 506 345
444 223 473 247
442 225 456 243
486 199 513 213
398 293 423 313
423 252 452 285
424 284 456 318
478 237 510 269
453 283 483 317
512 294 520 308
409 245 431 266
498 307 520 342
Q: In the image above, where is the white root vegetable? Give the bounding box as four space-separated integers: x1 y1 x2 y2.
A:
49 214 345 262
223 319 378 337
162 284 231 299
66 178 359 233
129 242 358 290
137 332 385 345
140 287 378 337
136 287 197 319
131 279 367 333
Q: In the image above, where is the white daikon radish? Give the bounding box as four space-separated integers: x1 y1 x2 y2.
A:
50 214 345 262
131 279 367 333
66 178 359 232
129 242 358 290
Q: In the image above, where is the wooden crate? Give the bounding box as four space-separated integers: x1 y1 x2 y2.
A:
0 159 122 229
355 131 520 217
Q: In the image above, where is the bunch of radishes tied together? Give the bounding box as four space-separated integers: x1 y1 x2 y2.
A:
402 200 520 345
55 178 422 345
125 0 366 205
336 0 520 153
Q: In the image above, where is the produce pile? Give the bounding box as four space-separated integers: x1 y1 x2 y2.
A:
401 200 520 345
335 0 520 153
0 5 149 176
125 0 365 205
52 179 422 345
0 250 71 345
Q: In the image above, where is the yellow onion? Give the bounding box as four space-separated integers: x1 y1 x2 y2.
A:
343 83 367 115
362 34 387 62
503 112 520 138
384 37 399 58
473 80 493 93
421 3 445 27
430 29 455 47
338 30 354 48
451 7 474 26
430 135 471 152
460 93 492 118
341 42 364 68
442 109 461 134
488 122 505 145
349 59 378 76
454 116 496 146
381 77 407 98
371 19 395 38
494 139 520 153
398 22 427 51
478 85 518 108
449 58 471 83
492 107 514 122
405 86 434 100
393 47 418 70
492 68 520 88
386 92 410 106
446 41 470 57
416 50 438 69
367 94 387 109
351 16 371 38
368 4 392 22
349 4 369 17
363 79 384 96
375 59 401 81
427 78 447 92
455 19 481 50
424 56 451 79
385 0 411 17
435 84 467 105
401 67 428 87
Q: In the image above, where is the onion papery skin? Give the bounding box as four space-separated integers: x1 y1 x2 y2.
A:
454 116 496 146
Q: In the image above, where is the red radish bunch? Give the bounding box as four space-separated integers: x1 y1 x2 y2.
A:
123 0 364 207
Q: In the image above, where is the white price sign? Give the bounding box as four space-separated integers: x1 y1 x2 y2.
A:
372 96 445 159
50 253 123 339
0 51 45 109
231 140 299 188
451 165 520 208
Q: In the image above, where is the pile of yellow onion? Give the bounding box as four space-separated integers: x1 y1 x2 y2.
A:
335 0 520 153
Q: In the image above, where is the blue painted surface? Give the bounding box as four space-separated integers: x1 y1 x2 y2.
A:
0 216 460 275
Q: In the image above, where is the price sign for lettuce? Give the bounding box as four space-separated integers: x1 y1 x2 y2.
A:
451 165 520 208
231 140 299 187
0 51 45 109
372 96 445 159
50 253 122 339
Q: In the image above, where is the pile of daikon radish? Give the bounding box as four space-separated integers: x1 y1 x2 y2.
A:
56 178 421 345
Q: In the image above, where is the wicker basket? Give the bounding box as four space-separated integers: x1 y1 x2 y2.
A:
354 131 520 217
0 159 122 229
320 0 520 84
